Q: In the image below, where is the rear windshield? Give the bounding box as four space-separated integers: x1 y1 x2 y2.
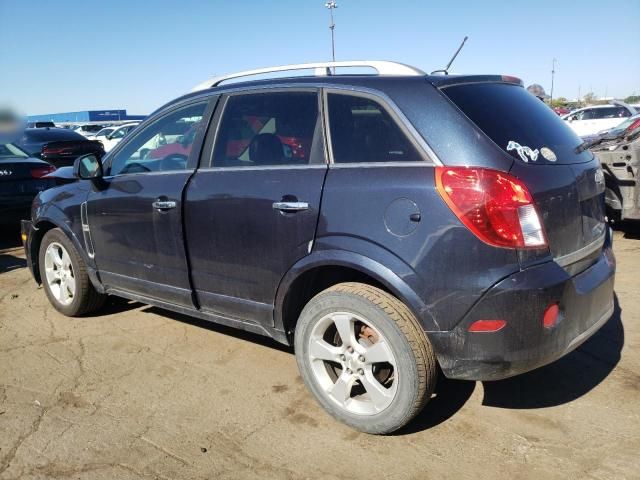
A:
442 83 591 164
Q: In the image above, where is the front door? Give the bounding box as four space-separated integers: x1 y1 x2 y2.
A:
87 100 212 307
184 90 326 326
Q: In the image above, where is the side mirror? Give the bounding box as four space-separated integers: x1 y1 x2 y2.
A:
73 153 103 179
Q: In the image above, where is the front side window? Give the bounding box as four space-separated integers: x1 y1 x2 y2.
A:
108 102 207 175
213 91 322 167
327 93 422 163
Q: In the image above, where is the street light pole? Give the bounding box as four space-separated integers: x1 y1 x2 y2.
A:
325 1 338 63
550 58 557 106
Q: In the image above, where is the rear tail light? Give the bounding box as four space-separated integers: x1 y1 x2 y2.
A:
625 119 640 134
42 147 71 155
435 167 547 249
30 165 56 178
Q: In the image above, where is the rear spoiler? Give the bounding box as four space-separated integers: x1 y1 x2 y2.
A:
427 74 524 89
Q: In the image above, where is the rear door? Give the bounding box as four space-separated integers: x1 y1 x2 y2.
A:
87 100 213 306
184 89 326 326
442 82 606 263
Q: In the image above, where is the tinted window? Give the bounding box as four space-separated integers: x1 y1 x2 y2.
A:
213 91 322 167
443 83 589 164
327 93 422 163
108 103 207 175
0 143 28 158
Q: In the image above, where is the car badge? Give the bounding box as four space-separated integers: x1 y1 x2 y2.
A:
0 169 13 176
540 147 557 162
506 141 539 163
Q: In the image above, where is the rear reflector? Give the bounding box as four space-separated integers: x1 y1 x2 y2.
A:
468 319 507 332
543 303 560 329
435 167 547 249
30 165 56 178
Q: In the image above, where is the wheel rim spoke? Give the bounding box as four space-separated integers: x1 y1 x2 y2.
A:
364 340 394 366
61 251 72 269
328 371 354 405
309 338 340 361
360 370 394 411
332 313 355 347
65 275 76 297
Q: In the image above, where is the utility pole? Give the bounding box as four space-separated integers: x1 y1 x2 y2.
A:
550 58 557 106
325 1 338 64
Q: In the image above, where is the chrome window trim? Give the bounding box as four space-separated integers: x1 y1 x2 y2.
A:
197 164 328 173
329 161 436 169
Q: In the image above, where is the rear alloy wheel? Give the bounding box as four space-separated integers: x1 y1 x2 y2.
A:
295 282 437 434
39 228 106 316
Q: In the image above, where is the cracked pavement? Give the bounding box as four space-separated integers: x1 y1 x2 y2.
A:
0 227 639 479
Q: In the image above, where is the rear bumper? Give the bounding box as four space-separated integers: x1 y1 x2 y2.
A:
428 231 616 381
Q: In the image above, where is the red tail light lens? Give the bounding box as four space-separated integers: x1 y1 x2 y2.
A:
468 319 507 332
543 303 560 329
435 167 547 249
625 119 640 134
30 165 56 178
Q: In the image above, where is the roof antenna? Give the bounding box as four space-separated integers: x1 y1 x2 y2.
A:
431 36 468 75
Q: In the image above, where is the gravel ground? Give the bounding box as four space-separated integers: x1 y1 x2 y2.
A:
0 226 638 480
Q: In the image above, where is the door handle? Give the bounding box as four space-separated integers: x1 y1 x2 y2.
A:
272 201 309 212
152 200 177 210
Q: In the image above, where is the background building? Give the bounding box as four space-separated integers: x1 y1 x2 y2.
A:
27 109 146 124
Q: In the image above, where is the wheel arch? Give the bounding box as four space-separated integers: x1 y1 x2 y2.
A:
275 249 438 342
30 213 100 291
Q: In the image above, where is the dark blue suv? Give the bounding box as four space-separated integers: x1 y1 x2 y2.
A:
22 61 615 434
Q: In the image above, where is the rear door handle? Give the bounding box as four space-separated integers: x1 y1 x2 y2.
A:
152 200 177 210
272 201 309 212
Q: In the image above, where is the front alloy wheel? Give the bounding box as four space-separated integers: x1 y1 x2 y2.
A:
44 242 76 306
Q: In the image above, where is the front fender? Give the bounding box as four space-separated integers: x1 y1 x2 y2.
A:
31 202 103 292
274 237 440 333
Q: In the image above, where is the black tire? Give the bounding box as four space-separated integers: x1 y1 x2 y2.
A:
38 228 106 316
294 282 438 434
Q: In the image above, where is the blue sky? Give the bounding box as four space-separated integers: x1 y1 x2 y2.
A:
1 0 638 115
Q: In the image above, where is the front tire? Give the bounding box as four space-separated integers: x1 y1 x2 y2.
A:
39 228 106 316
294 282 437 434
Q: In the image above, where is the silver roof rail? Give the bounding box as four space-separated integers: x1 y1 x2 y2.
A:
191 60 426 92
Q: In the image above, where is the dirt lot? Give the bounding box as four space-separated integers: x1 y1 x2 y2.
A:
0 226 638 480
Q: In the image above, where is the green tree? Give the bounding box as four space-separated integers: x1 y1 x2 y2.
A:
624 95 640 104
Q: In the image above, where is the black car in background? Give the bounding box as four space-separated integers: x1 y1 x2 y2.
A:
15 128 104 168
0 143 55 226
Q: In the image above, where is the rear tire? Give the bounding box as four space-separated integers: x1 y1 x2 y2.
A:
294 282 437 434
39 228 106 316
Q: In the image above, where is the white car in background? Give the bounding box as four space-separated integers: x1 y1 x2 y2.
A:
563 103 638 137
91 127 115 142
71 124 105 138
100 123 140 152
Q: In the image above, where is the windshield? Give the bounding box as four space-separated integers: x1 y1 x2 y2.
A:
0 143 29 158
443 82 591 164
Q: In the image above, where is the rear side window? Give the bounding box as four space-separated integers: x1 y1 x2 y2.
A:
213 91 322 167
327 93 422 163
443 83 590 164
